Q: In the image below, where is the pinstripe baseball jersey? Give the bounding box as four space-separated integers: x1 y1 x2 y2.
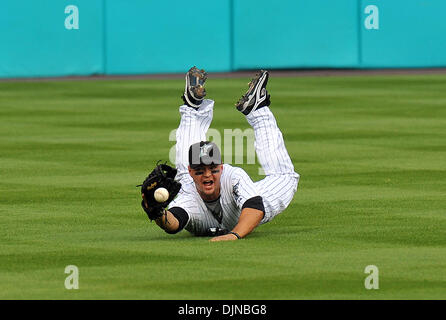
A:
169 99 300 236
168 164 259 235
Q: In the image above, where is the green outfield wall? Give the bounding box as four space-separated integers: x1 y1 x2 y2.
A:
1 0 445 78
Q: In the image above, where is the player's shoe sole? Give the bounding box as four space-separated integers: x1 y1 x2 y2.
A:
235 70 270 115
183 66 208 108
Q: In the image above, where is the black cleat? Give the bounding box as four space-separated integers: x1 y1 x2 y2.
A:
235 70 270 115
182 66 208 108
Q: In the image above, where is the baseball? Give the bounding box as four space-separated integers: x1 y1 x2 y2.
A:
154 187 169 203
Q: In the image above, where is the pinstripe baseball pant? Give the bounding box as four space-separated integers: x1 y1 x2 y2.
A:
174 99 299 223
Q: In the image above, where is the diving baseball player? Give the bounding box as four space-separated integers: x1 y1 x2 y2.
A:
139 67 299 241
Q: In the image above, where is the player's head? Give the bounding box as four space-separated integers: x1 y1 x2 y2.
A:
188 141 223 201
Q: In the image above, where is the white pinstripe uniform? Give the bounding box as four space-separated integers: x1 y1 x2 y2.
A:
168 99 299 236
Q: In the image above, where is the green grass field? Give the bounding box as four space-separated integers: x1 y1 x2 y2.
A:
1 74 445 299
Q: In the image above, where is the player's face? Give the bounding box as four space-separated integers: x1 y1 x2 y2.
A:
188 164 223 201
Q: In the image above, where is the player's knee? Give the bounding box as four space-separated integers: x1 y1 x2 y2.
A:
283 173 299 195
286 172 300 191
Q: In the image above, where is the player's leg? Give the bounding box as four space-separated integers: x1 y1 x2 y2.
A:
248 106 299 223
175 67 214 182
236 70 299 223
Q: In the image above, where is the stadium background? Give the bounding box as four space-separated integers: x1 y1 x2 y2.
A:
1 0 446 78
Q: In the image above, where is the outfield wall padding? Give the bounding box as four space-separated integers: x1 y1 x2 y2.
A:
1 0 445 78
0 1 104 77
360 0 446 68
233 0 360 69
104 0 232 74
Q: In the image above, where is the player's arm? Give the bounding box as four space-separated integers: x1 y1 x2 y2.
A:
142 194 189 234
232 206 264 238
156 207 189 234
155 210 179 232
210 196 265 242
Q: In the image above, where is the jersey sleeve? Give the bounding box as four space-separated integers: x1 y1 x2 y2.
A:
230 168 260 210
167 189 193 229
166 207 189 234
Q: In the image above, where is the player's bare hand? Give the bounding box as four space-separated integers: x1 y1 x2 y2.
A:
210 233 239 242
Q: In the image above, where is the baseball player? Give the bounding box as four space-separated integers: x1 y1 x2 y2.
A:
139 67 299 241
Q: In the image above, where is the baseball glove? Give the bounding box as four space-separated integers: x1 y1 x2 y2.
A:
137 163 181 220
